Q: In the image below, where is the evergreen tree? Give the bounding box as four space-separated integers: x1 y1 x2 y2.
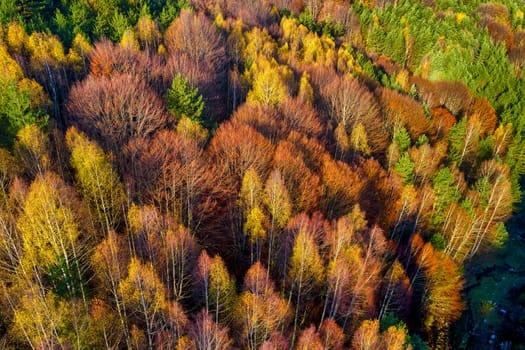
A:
394 152 415 185
166 73 205 124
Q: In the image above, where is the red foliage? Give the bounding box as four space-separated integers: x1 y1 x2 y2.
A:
209 122 275 189
321 75 388 154
272 140 323 213
280 98 324 139
89 39 167 91
231 104 283 143
165 10 226 73
67 73 168 152
467 98 497 137
377 87 430 140
123 130 221 234
319 318 344 350
295 325 324 350
321 155 365 219
429 107 456 139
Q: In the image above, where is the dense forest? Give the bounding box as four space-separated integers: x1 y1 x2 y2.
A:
1 0 525 348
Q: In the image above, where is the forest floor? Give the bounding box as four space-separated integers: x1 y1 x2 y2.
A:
456 201 525 349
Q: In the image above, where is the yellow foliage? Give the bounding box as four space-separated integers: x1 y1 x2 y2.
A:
350 123 371 155
137 15 161 49
0 44 23 81
68 34 92 73
158 43 167 56
234 290 291 348
247 66 288 106
302 32 336 66
244 206 267 243
244 27 276 61
298 72 314 104
337 46 357 73
263 169 292 229
395 70 410 91
289 228 325 288
239 167 263 214
176 336 196 350
6 22 27 52
14 124 50 176
118 258 166 320
455 12 467 23
214 12 229 31
17 172 80 271
27 33 66 69
120 29 140 51
12 286 89 347
72 33 92 54
176 116 209 146
227 19 246 64
17 78 51 109
66 127 125 231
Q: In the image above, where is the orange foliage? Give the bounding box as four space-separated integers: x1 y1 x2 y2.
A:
319 318 344 350
210 122 275 188
467 98 497 137
321 155 365 219
295 325 324 350
377 87 430 140
272 140 323 213
430 107 456 139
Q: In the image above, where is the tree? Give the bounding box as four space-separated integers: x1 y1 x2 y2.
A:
322 155 365 218
165 9 226 72
193 251 236 324
272 140 322 214
247 66 288 107
394 152 415 185
13 124 50 177
166 73 205 123
124 130 218 234
319 318 345 350
0 79 48 146
17 172 90 300
65 127 125 233
189 310 233 350
350 123 372 156
118 258 166 350
378 260 412 321
67 73 168 152
0 44 23 81
137 14 161 51
280 98 323 139
321 75 388 153
378 87 430 140
209 122 274 186
10 285 90 349
295 325 324 350
234 263 291 349
435 81 472 116
351 319 381 350
411 237 464 346
287 214 325 343
263 169 292 269
91 230 131 347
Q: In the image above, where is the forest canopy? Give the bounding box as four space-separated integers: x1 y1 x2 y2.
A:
0 0 525 348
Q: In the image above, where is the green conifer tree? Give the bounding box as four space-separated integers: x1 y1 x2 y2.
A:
166 73 205 124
